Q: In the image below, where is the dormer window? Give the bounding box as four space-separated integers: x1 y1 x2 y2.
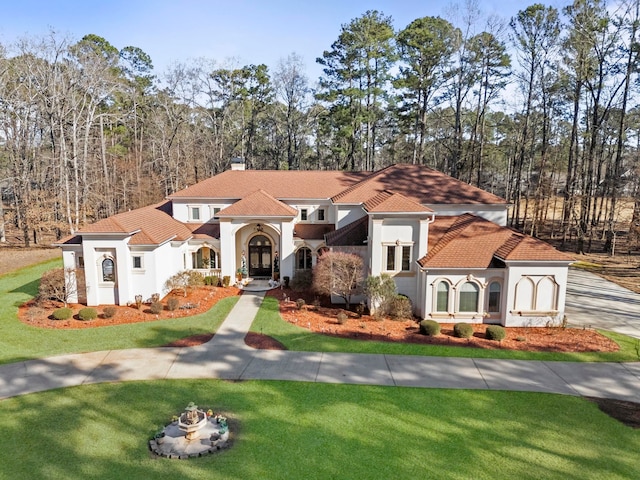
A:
189 206 201 221
300 209 308 221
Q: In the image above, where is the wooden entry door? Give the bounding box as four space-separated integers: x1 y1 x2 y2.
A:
248 235 272 277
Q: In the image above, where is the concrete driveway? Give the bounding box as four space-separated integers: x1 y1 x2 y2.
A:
566 268 640 339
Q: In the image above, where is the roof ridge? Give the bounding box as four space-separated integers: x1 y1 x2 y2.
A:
331 164 397 202
425 213 477 259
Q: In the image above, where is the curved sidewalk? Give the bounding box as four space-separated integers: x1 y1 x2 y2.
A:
2 290 640 402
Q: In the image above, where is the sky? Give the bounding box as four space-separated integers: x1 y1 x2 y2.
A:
1 0 569 84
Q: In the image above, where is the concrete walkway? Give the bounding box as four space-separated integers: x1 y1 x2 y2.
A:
1 289 640 403
566 268 640 339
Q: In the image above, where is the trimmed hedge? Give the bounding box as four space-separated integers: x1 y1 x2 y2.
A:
486 325 506 341
419 319 441 336
52 307 73 320
453 322 474 339
78 307 97 321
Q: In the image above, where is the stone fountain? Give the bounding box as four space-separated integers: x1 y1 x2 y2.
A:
178 402 208 440
149 402 231 459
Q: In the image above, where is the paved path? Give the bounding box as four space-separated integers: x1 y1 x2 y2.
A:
1 289 640 403
566 268 640 339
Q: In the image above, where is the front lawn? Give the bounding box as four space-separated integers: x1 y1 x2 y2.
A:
0 259 238 364
0 380 637 479
251 296 640 362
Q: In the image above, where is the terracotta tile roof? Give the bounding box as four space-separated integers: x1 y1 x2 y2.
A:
54 234 82 245
332 164 506 206
217 190 298 217
79 202 193 245
325 216 368 246
363 190 433 213
186 223 220 240
169 170 366 200
418 214 573 268
293 224 335 240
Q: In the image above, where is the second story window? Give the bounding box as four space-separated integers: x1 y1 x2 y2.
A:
190 207 201 221
300 208 308 221
317 209 325 221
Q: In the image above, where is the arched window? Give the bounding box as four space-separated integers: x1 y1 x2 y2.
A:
459 282 479 312
296 247 313 270
102 258 115 282
436 281 449 312
192 247 218 269
487 281 501 313
536 277 557 310
515 277 535 310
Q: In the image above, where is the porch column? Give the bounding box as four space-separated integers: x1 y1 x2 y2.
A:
280 220 295 279
369 218 383 277
220 219 236 279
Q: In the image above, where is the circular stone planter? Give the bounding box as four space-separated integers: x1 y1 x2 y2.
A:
149 409 231 459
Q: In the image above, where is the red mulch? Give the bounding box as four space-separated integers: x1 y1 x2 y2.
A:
265 288 619 353
18 286 242 329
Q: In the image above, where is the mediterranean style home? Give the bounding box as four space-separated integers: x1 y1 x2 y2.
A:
57 160 573 327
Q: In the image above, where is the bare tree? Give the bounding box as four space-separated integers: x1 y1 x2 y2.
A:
312 251 364 310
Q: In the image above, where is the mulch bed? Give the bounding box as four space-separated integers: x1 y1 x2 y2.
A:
18 286 242 329
266 288 619 353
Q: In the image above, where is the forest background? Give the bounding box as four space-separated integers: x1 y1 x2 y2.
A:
1 0 639 257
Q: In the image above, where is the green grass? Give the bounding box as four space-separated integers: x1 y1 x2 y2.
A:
252 296 640 362
0 380 637 479
0 259 238 364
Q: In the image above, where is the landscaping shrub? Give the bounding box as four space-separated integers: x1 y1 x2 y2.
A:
167 297 180 311
222 276 231 287
355 302 365 318
78 307 97 321
164 270 205 296
291 271 312 291
336 312 348 325
486 325 506 341
453 322 474 339
38 268 78 306
283 276 290 288
204 276 216 286
389 295 412 320
150 301 164 314
419 319 441 336
52 307 73 320
102 306 117 319
365 273 396 317
295 298 306 310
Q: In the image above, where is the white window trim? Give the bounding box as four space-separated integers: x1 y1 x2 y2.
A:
382 242 414 273
132 255 144 272
300 208 308 221
188 205 201 222
317 208 325 222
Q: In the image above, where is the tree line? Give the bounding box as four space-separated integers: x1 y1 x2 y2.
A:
0 0 639 254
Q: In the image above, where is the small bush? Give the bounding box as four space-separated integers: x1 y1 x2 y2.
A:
291 271 313 291
204 276 216 286
355 302 365 318
389 295 412 320
167 297 180 311
486 325 506 341
295 298 306 310
78 307 97 321
336 312 348 325
150 301 164 314
222 276 231 287
283 276 290 287
419 319 441 336
453 322 474 339
103 306 117 319
151 293 160 303
52 307 73 320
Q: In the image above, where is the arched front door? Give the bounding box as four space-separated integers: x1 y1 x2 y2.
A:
248 235 272 277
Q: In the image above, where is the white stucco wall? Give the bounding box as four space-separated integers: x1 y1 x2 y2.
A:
428 204 508 226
